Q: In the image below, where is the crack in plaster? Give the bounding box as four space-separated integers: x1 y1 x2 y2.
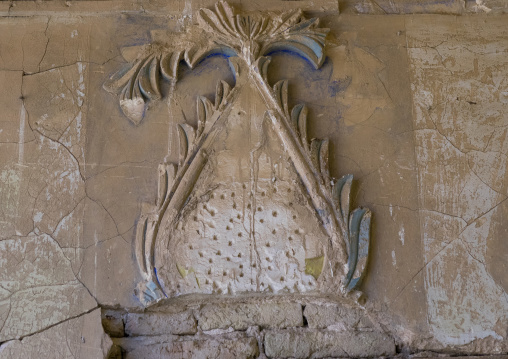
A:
41 231 99 303
36 17 51 73
21 68 86 183
12 305 99 342
467 157 507 198
390 196 508 304
0 231 98 341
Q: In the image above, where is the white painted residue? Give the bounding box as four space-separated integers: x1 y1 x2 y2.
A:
472 0 492 13
77 62 86 107
18 103 26 164
33 212 43 223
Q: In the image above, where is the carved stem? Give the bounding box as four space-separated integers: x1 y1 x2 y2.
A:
146 149 208 288
146 82 243 285
250 67 348 271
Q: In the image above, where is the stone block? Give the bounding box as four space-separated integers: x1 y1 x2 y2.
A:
125 311 197 336
341 0 464 14
105 345 123 359
120 334 259 359
264 329 395 358
102 310 125 338
303 303 365 330
197 302 303 331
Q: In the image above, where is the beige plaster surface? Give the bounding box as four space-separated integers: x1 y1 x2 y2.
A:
0 308 112 359
407 15 508 350
0 1 507 357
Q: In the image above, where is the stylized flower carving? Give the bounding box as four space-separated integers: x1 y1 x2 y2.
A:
198 1 329 67
104 1 328 125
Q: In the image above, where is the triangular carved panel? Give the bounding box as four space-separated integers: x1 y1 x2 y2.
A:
104 1 372 306
157 78 329 296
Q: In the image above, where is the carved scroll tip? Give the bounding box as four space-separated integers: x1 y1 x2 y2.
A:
120 97 145 125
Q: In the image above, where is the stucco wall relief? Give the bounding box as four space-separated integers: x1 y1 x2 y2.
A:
1 0 507 357
105 1 372 306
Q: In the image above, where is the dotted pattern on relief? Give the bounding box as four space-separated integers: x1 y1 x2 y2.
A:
155 84 328 296
157 150 328 296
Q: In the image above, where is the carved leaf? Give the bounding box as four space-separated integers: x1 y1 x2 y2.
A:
197 96 214 137
215 80 231 109
310 139 322 172
135 215 149 277
215 1 238 35
270 9 303 34
235 15 261 39
184 42 237 70
119 78 145 126
139 280 166 305
254 16 270 39
198 2 241 46
138 55 161 100
105 54 165 125
160 51 183 81
291 104 304 133
261 17 329 69
296 105 309 151
345 209 371 291
143 215 158 280
333 174 353 226
255 56 272 84
104 55 145 92
319 139 330 188
157 163 176 208
177 124 191 164
273 80 289 118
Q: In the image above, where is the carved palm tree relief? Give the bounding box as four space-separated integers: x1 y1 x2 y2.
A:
104 1 371 306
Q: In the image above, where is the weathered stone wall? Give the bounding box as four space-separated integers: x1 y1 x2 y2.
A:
0 0 507 358
103 295 397 358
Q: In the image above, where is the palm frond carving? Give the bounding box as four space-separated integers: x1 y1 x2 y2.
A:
264 61 371 292
134 80 233 304
104 1 328 125
104 1 372 305
198 1 328 67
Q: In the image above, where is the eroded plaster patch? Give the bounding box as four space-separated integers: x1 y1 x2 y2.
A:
407 16 508 347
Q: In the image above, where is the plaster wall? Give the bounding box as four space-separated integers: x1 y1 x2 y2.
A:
0 1 507 357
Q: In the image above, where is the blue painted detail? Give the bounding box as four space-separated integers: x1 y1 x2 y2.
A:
116 15 168 44
345 208 367 287
333 174 353 221
197 49 237 65
347 277 360 290
347 212 370 291
177 51 237 91
265 48 324 70
316 209 330 225
328 76 352 97
153 267 168 298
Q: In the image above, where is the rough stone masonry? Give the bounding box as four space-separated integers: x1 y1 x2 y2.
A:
0 0 507 358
